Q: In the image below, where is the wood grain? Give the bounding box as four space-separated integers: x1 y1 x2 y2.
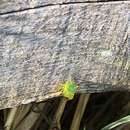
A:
0 1 130 109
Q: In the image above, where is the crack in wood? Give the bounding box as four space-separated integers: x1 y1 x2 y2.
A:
0 0 129 16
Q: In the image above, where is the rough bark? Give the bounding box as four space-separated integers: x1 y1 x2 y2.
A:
0 1 130 109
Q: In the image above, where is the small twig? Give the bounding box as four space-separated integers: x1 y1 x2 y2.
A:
3 109 9 124
49 97 68 130
70 94 90 130
15 103 45 130
4 107 17 130
12 104 32 129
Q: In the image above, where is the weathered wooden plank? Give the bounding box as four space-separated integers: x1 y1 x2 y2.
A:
0 2 130 109
0 0 129 14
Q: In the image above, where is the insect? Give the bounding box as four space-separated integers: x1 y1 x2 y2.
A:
59 80 78 100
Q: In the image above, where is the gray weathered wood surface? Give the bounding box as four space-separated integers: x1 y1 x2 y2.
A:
0 1 130 109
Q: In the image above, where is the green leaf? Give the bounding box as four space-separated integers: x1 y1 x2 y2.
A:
101 115 130 130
